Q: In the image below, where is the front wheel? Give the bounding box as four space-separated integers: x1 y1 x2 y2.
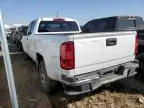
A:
39 60 56 94
18 43 23 51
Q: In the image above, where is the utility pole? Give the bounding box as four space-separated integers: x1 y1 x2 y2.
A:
0 9 19 108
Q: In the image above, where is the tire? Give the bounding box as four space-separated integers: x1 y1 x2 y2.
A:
136 53 144 80
39 60 56 94
136 62 144 81
18 43 23 51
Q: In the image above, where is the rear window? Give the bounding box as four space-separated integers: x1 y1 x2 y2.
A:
82 18 116 33
38 21 79 32
136 17 144 29
93 19 115 32
116 18 135 31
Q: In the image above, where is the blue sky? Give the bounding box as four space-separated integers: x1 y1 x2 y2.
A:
0 0 144 25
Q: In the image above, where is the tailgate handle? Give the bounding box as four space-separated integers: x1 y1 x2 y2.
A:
106 38 117 46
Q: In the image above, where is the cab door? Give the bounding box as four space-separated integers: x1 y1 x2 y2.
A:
21 21 37 60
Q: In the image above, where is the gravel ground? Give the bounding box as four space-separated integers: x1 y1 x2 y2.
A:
0 44 144 108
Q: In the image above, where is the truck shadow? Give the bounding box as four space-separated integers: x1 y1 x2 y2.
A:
48 78 144 108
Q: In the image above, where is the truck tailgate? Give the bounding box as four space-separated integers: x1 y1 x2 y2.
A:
74 32 136 75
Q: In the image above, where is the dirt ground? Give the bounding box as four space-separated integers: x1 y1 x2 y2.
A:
0 44 144 108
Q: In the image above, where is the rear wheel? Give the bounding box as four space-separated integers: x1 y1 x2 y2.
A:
136 62 144 81
39 60 56 94
136 53 144 81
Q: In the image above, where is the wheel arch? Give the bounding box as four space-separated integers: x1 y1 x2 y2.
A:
36 52 59 81
36 53 43 65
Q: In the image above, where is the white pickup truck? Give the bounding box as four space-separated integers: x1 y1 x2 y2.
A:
21 17 139 95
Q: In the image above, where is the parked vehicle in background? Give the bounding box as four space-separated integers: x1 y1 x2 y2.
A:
9 29 18 43
21 17 138 95
15 26 28 50
82 16 144 32
82 16 144 78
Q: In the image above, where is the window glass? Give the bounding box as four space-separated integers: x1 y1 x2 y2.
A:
82 18 116 33
136 17 144 29
27 20 36 35
38 21 79 32
89 18 115 32
117 18 135 31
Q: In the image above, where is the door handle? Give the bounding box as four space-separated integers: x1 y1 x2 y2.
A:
106 38 117 46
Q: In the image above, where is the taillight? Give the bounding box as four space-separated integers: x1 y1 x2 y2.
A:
60 41 75 70
53 18 65 21
135 35 138 55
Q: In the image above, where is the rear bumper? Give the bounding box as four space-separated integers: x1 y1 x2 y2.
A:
61 61 139 96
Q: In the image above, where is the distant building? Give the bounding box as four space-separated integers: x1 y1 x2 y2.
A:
4 24 26 37
12 24 25 28
4 24 11 36
4 24 11 29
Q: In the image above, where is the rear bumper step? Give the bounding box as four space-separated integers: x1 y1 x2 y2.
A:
62 61 139 96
